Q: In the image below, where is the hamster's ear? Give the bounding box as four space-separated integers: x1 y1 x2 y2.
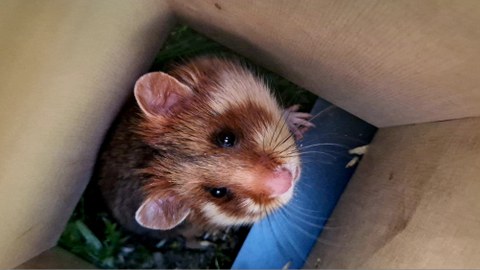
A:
134 72 192 118
135 194 190 230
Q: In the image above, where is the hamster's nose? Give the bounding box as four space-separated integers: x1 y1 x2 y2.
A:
264 167 294 197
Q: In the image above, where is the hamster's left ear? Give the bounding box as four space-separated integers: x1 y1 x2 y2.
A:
135 193 190 230
134 72 193 118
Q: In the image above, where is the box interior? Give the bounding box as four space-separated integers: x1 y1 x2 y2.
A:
3 0 480 268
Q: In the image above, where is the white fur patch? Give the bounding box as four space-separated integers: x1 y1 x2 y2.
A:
241 198 264 214
208 66 280 118
201 202 260 227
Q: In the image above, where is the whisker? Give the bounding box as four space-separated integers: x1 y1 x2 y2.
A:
308 105 336 123
307 148 353 156
272 213 309 261
260 215 289 258
283 204 343 231
274 136 297 153
299 150 339 159
282 208 338 230
309 235 351 248
268 109 287 152
277 210 351 249
278 150 299 159
299 142 349 150
265 214 300 261
276 209 323 241
272 111 292 152
286 200 333 215
297 159 336 166
298 155 336 162
275 132 297 153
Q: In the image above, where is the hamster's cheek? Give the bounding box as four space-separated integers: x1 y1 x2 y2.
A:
198 200 263 227
239 198 264 215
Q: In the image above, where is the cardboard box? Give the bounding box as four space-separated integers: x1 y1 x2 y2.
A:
2 0 480 268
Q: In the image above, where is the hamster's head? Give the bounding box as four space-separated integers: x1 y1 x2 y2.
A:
133 57 301 231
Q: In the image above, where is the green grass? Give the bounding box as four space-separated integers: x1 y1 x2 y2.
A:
59 24 317 269
59 213 132 268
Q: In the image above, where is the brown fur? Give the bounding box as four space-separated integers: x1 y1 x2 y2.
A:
97 56 302 239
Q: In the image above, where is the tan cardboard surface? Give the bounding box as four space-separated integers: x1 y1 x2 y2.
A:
305 117 480 268
171 0 480 127
0 1 173 268
16 247 94 269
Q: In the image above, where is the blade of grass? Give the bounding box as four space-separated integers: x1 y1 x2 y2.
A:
75 220 103 251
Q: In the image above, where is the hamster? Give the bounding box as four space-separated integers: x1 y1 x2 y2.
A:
97 56 313 240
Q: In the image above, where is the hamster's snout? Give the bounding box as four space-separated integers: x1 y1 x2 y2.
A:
264 166 298 198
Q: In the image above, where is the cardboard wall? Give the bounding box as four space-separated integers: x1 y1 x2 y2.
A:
305 117 480 268
17 247 94 269
0 1 173 268
170 0 480 127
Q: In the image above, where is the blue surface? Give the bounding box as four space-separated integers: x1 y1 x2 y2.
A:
232 99 377 269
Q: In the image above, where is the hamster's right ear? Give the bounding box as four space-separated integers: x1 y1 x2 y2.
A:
134 72 193 118
135 194 190 230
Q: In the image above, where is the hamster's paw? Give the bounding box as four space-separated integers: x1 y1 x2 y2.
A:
284 104 315 140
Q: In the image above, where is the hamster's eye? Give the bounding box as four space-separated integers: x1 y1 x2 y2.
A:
215 131 236 148
209 187 228 198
